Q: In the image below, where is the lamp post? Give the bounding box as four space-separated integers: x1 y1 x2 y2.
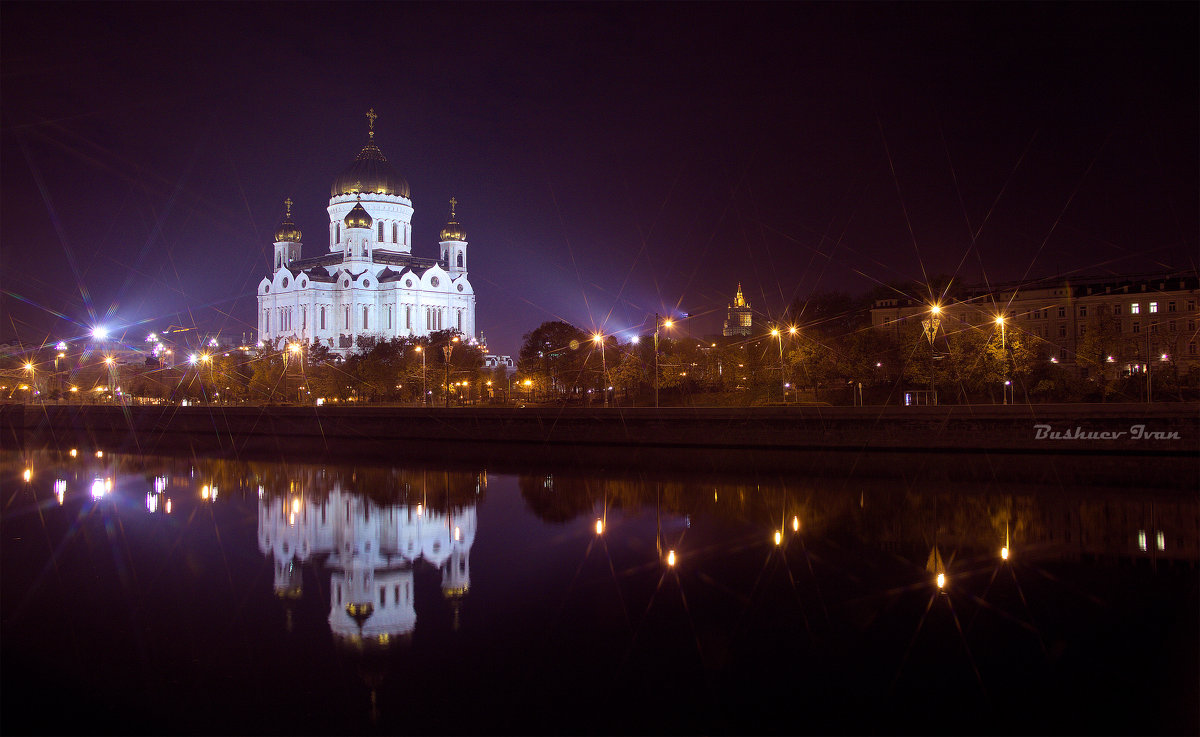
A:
287 342 303 404
23 362 35 403
593 333 607 406
55 342 67 399
443 336 459 408
654 315 673 408
414 346 427 406
104 356 116 403
924 305 941 405
994 315 1008 405
772 328 792 403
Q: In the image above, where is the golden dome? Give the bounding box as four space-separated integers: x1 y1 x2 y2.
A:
331 142 410 198
330 110 409 198
274 197 302 242
344 200 373 229
439 196 467 242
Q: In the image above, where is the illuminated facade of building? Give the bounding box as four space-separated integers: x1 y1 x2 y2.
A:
723 283 753 337
870 273 1200 377
257 109 476 354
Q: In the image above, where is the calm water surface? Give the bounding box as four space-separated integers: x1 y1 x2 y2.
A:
2 448 1196 735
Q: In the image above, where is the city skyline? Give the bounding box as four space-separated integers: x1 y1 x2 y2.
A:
2 2 1196 353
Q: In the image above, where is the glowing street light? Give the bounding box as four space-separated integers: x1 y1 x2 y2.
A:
593 333 608 405
595 518 604 535
654 315 675 408
792 515 800 532
414 346 427 405
91 326 109 341
771 327 786 402
923 304 942 404
666 549 676 567
773 530 782 546
995 314 1010 404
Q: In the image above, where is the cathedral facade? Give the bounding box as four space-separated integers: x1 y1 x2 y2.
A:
257 110 476 353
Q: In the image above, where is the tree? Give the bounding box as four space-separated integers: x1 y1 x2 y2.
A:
518 321 591 399
1075 305 1123 400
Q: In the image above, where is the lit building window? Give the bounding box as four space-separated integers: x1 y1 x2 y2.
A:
1156 531 1165 551
1149 301 1158 313
1131 303 1140 314
1137 530 1147 551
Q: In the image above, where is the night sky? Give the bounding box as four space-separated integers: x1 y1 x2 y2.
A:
2 2 1196 353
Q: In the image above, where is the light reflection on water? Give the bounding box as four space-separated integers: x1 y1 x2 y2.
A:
2 449 1196 735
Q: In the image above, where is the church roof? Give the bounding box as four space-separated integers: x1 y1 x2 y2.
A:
344 201 373 229
274 198 302 242
439 197 467 242
330 109 411 198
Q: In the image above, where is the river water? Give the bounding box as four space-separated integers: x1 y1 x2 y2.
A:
2 447 1196 735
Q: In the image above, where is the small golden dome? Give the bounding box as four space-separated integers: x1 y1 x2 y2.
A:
274 197 302 242
439 197 467 242
344 200 373 229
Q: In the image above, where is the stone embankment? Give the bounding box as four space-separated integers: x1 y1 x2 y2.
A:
3 402 1196 484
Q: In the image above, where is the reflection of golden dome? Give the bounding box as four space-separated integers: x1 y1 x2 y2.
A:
333 631 413 651
331 142 410 198
274 586 302 599
442 584 469 599
274 198 302 242
344 201 373 229
439 197 467 242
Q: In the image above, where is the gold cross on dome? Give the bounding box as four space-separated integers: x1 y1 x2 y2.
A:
284 197 293 217
366 108 377 137
449 196 458 217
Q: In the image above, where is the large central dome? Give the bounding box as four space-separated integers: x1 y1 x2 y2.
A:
331 139 410 199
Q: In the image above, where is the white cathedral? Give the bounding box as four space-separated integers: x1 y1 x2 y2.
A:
257 109 476 354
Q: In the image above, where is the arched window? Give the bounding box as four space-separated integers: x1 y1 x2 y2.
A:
378 221 384 240
363 306 369 329
457 251 464 268
336 223 341 242
392 223 398 242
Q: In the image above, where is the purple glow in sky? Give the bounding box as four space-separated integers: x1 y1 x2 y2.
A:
2 2 1196 353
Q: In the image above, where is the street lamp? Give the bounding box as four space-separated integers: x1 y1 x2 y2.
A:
994 315 1008 405
443 336 459 408
414 346 427 405
924 305 942 405
654 315 673 408
771 328 786 402
23 362 35 401
593 333 607 406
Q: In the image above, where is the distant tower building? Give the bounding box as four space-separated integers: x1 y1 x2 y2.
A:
723 283 752 336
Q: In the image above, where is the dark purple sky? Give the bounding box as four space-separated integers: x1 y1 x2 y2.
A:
2 2 1196 353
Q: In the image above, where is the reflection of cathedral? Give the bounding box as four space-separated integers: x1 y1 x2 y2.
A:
258 482 476 643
